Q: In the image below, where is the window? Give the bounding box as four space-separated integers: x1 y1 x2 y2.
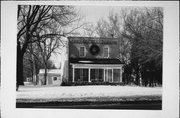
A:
103 47 109 58
80 69 83 81
75 69 88 82
105 69 112 82
91 69 104 82
79 46 85 57
113 69 120 82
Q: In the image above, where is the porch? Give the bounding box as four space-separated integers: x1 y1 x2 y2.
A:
71 64 123 83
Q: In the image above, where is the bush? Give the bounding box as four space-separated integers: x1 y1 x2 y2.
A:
60 81 124 86
61 79 71 86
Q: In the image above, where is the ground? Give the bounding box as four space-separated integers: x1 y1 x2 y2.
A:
16 85 162 103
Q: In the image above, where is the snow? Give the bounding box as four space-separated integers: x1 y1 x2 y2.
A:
16 85 162 102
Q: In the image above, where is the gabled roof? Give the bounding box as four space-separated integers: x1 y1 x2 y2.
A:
39 69 61 75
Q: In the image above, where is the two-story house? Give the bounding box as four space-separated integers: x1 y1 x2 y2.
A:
67 37 123 83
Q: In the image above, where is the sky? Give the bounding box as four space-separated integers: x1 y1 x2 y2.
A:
76 6 124 24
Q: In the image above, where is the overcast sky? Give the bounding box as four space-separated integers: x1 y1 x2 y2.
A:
76 6 123 24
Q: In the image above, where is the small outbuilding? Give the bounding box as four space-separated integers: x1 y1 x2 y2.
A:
38 69 62 85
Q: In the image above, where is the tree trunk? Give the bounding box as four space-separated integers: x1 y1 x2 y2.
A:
134 65 140 86
32 54 37 85
44 64 47 85
17 43 24 86
137 73 140 86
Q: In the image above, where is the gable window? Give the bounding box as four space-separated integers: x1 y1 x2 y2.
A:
103 47 109 58
79 46 85 57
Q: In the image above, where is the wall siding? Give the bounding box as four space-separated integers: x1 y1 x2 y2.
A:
69 37 119 59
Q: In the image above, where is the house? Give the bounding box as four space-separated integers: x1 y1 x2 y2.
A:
38 69 62 85
66 37 124 83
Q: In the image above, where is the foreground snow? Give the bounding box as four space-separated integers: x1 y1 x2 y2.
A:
16 85 162 102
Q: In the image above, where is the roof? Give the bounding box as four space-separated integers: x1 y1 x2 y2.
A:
68 36 120 40
68 37 119 43
39 69 61 75
69 58 123 64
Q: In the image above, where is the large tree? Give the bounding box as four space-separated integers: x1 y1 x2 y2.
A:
121 7 163 86
82 7 163 86
36 36 62 85
17 5 80 85
23 51 56 82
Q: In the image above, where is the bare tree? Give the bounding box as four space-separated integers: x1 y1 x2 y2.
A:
82 23 97 37
94 12 131 64
24 42 43 85
36 36 62 85
122 7 163 65
17 5 81 86
23 46 56 85
121 7 163 86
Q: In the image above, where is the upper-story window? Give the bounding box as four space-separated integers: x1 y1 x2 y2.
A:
79 46 85 57
103 47 109 58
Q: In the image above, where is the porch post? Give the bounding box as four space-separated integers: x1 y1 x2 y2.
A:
104 69 105 82
72 66 75 82
112 69 114 82
88 68 91 82
120 67 122 82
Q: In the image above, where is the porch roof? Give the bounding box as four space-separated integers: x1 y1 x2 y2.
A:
38 69 61 75
69 58 123 64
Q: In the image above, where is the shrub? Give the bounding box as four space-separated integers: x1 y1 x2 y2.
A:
61 81 124 86
61 79 71 86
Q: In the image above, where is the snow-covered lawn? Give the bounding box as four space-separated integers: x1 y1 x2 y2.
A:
16 85 162 102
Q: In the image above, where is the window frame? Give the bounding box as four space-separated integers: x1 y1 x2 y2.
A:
103 46 109 58
79 46 86 57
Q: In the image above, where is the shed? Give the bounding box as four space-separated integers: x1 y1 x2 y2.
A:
38 69 61 85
